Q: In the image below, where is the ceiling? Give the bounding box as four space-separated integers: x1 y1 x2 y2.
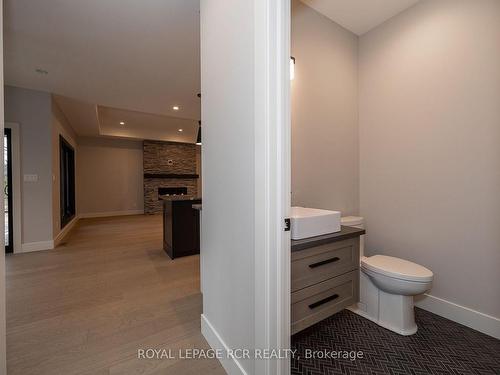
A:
5 0 419 142
53 95 198 143
98 106 198 143
53 95 100 137
4 0 201 123
300 0 420 35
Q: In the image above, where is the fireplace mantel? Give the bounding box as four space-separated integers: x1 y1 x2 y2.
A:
144 173 199 179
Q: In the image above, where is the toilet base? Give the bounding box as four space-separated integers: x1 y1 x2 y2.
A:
348 271 418 336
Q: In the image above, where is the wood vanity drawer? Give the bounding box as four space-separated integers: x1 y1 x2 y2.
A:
291 270 359 335
291 238 359 292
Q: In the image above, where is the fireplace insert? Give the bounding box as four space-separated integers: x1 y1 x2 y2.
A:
158 187 188 199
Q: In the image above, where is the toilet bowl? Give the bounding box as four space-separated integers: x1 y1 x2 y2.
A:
342 216 433 336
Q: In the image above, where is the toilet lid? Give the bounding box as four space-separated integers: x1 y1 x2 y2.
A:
361 255 433 282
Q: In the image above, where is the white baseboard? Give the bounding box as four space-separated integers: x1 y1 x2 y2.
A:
78 209 144 219
19 240 54 253
415 293 500 339
201 314 248 375
15 210 143 253
54 216 79 247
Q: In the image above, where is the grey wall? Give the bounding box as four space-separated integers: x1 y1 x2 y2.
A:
359 0 500 318
77 137 143 216
4 85 53 244
291 0 359 215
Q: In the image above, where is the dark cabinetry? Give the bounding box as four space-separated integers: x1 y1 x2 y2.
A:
163 198 201 259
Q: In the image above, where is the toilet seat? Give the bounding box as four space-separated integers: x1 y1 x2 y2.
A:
361 255 433 282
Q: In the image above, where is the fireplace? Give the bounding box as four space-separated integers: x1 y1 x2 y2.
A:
143 140 199 214
158 187 188 200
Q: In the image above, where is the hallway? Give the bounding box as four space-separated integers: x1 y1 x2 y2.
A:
6 215 224 375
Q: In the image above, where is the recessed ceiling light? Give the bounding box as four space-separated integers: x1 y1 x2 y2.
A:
119 121 125 125
178 128 183 132
35 68 48 75
172 106 180 111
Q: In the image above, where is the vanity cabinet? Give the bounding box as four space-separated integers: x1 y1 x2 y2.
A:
291 226 364 335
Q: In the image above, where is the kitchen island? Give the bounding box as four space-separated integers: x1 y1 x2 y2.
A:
162 196 202 259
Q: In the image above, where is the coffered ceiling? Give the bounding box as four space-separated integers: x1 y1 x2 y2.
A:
53 95 199 143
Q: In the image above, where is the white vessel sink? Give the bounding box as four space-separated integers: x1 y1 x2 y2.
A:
290 207 341 240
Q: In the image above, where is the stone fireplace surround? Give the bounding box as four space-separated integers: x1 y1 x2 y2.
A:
143 140 198 214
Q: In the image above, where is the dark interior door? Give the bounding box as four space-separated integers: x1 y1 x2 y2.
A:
60 136 75 228
4 129 13 253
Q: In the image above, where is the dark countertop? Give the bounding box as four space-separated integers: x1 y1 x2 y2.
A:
291 226 365 252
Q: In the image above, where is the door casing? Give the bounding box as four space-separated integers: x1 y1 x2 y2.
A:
4 128 13 253
4 122 21 254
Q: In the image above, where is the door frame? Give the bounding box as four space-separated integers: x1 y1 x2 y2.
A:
59 135 76 229
4 128 13 253
254 0 291 374
5 122 22 254
0 2 7 370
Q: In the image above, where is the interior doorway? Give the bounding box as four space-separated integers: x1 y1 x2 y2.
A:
59 135 76 228
4 128 13 253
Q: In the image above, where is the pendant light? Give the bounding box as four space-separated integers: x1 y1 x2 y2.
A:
196 120 202 146
196 93 202 145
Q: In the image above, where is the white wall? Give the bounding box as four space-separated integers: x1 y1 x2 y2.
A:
200 0 256 373
359 0 500 320
4 85 53 244
77 137 143 216
291 0 359 215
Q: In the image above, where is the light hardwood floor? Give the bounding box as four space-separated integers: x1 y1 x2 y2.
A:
6 215 226 375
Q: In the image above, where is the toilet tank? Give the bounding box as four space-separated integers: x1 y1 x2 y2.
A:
341 216 365 258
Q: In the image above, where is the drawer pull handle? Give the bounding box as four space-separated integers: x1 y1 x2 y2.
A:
308 257 340 268
308 294 339 309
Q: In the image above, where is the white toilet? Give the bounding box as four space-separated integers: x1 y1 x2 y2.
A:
342 216 433 336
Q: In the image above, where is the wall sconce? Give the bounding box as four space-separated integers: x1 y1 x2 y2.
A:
290 56 295 80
